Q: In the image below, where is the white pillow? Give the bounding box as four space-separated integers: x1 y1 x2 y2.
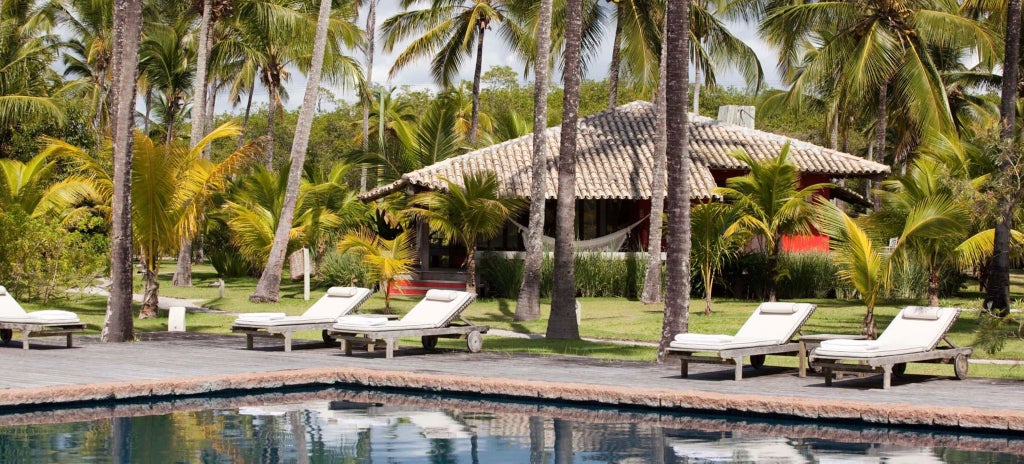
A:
902 306 942 321
424 289 459 302
327 287 357 297
0 286 6 296
758 302 799 314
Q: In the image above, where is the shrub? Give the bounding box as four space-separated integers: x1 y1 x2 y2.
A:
479 253 647 299
208 249 257 278
477 254 524 298
777 252 839 299
717 251 772 300
0 210 107 302
317 250 371 288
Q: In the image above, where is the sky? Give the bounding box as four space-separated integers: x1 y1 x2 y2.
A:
223 2 785 113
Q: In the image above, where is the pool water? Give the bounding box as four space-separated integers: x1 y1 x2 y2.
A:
0 389 1020 463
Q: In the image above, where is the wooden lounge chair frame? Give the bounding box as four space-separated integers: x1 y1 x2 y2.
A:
0 322 86 350
231 290 373 352
666 304 816 381
328 295 487 359
809 311 971 389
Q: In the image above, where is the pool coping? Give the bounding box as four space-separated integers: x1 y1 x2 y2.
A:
0 366 1020 433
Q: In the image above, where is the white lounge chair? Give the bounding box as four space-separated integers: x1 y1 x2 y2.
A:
810 306 971 389
328 289 485 358
0 286 85 349
665 302 817 380
230 286 372 352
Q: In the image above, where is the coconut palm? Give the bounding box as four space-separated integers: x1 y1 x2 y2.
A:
0 150 94 219
138 20 195 143
640 18 668 304
0 0 65 144
338 229 417 311
546 0 585 340
758 0 998 169
409 172 525 293
381 0 529 144
104 0 145 341
658 0 692 361
604 0 662 108
690 0 763 115
513 0 553 322
691 202 748 316
53 122 262 318
985 0 1022 315
251 0 363 302
54 0 114 135
716 143 831 302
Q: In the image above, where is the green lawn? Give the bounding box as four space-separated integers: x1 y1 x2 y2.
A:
19 261 1024 379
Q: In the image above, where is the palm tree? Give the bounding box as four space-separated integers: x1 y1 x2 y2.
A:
138 20 195 143
658 0 691 362
759 0 998 170
172 0 215 288
409 172 524 293
640 18 667 304
54 0 114 135
546 0 584 340
54 123 262 318
380 0 528 144
690 0 763 115
251 0 361 302
0 151 94 219
358 0 377 192
985 0 1022 315
604 0 662 108
513 0 553 322
716 144 829 302
691 203 747 315
338 229 417 311
0 0 65 145
103 0 144 341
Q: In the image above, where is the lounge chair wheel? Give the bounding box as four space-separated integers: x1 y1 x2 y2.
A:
954 354 969 380
0 329 10 344
893 362 907 377
466 330 483 353
421 335 438 350
750 354 766 369
322 330 339 347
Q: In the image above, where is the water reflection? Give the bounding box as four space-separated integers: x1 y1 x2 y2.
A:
0 389 1020 463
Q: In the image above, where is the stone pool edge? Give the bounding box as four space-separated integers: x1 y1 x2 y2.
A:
0 367 1020 432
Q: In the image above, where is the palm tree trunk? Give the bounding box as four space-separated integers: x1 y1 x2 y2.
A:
238 82 255 149
871 82 887 211
265 85 277 170
985 0 1021 316
768 236 780 302
140 259 160 319
204 81 216 159
172 0 211 288
514 0 554 322
928 267 941 307
102 0 144 343
465 246 477 293
360 0 376 192
143 86 152 134
468 26 485 144
640 22 668 305
546 0 585 340
703 265 712 316
251 0 332 302
607 5 622 110
692 62 701 115
657 0 692 362
862 305 876 339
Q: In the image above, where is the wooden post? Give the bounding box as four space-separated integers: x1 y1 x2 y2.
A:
303 247 311 301
218 278 225 299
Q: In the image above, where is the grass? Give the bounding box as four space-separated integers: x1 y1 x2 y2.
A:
19 261 1024 377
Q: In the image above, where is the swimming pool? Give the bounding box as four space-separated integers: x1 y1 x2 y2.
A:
0 388 1020 463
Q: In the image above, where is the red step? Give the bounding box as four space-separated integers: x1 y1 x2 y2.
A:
390 279 467 296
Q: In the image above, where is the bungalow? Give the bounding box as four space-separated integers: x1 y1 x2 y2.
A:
361 101 890 288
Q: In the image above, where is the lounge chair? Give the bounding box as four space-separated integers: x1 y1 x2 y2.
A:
0 286 86 350
327 289 485 359
809 306 971 389
666 302 817 380
230 286 372 352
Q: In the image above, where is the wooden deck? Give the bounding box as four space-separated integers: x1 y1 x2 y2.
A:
0 332 1021 429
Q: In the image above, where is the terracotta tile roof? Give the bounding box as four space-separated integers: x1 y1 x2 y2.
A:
360 101 889 201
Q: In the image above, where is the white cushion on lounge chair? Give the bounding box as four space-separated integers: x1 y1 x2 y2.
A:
424 289 458 302
336 315 388 326
0 286 7 296
669 302 815 352
0 289 81 324
812 306 960 359
236 312 287 322
333 290 475 332
327 287 357 297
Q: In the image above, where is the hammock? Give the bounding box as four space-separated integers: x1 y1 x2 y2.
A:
510 215 650 252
